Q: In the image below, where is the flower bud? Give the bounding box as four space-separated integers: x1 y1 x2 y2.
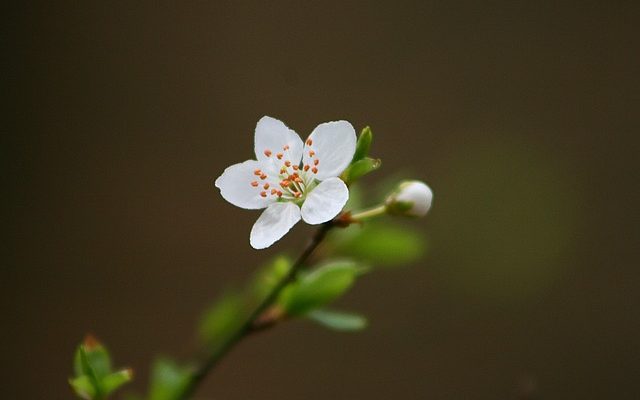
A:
386 180 433 217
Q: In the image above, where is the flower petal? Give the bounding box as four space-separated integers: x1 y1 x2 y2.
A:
250 202 301 249
255 116 304 165
301 177 349 225
214 160 276 210
303 121 356 180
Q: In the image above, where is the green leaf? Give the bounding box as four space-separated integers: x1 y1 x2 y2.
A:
278 261 362 316
341 157 381 185
353 126 373 162
101 369 133 396
74 336 112 380
198 291 246 345
251 255 292 300
69 375 96 400
335 223 425 266
307 309 368 331
148 358 192 400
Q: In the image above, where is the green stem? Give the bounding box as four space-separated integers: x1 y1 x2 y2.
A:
350 204 387 221
178 222 334 399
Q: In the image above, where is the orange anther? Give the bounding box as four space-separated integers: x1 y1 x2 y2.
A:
312 167 318 174
292 165 299 170
271 189 277 195
254 169 262 175
284 160 291 167
276 153 283 159
260 173 267 180
251 181 259 187
306 138 313 145
277 190 283 197
280 180 290 187
314 159 319 166
303 165 310 171
264 149 272 157
260 191 267 197
263 183 270 190
283 144 290 150
308 150 315 157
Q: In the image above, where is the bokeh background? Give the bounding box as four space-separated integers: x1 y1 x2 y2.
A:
3 1 639 398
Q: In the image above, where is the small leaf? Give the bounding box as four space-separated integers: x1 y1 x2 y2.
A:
251 256 292 300
69 375 96 400
335 223 426 266
307 309 368 331
198 291 246 345
101 369 133 396
341 157 381 184
74 336 112 380
353 126 373 162
148 358 192 400
278 261 362 316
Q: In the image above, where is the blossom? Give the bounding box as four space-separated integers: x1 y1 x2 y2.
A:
386 180 433 217
215 116 356 249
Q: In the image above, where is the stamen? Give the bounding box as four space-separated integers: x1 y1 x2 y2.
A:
260 191 267 197
303 165 310 171
251 181 259 187
280 167 287 174
264 149 272 157
292 165 299 171
280 180 290 187
254 169 262 176
277 190 283 197
260 173 267 180
312 167 318 174
284 160 291 167
263 183 270 190
276 153 283 160
314 159 319 166
306 138 313 145
283 144 290 150
308 150 315 157
271 189 277 195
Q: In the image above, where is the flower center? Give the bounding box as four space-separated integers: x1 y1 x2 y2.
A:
249 141 321 202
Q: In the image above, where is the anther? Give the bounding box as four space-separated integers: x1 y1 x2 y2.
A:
314 159 319 166
260 173 267 180
280 180 290 187
277 190 283 197
251 181 259 187
264 149 272 157
263 183 270 190
284 160 291 167
292 165 299 170
312 167 318 174
303 165 310 171
283 145 290 150
271 189 277 195
276 153 283 160
308 150 315 157
260 191 267 197
254 169 262 175
306 138 313 145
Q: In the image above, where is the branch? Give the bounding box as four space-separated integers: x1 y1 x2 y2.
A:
178 221 334 399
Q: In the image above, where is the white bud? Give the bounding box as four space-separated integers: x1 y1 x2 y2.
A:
386 180 433 217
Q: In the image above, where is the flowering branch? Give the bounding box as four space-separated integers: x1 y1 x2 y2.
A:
179 222 334 399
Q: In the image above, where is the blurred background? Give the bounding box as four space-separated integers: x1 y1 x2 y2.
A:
3 1 639 398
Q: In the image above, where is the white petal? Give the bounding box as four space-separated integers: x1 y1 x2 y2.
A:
301 177 349 225
214 160 276 210
254 116 304 165
303 121 356 180
250 202 301 249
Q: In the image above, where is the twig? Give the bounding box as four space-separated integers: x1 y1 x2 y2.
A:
178 221 334 399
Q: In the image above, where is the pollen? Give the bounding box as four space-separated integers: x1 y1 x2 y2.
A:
250 181 259 187
306 138 313 145
260 191 267 197
263 183 270 190
264 149 272 157
308 150 315 157
314 159 319 166
312 167 318 174
276 153 283 160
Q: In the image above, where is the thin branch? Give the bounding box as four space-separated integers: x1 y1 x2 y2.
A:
178 221 334 399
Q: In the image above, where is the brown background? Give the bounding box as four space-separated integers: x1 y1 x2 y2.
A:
3 1 639 399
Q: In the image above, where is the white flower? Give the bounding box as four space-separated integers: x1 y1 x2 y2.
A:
215 116 356 249
386 180 433 217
